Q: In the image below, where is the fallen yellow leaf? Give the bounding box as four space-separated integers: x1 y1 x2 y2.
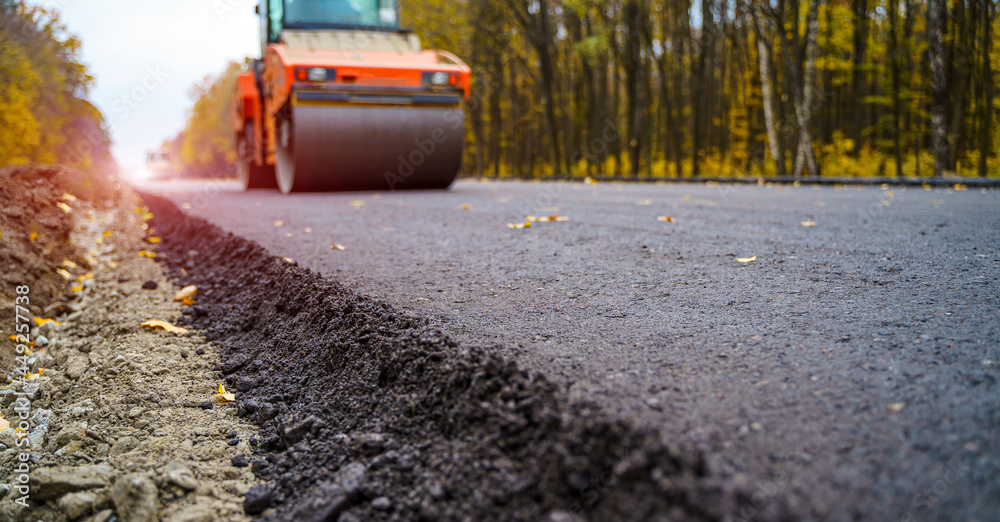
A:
682 195 690 201
350 200 366 208
658 216 674 223
56 202 72 214
0 415 9 431
736 256 757 263
95 237 104 245
584 177 597 186
61 259 78 269
147 236 161 244
60 193 78 202
181 297 195 306
637 199 653 206
141 212 154 221
954 184 967 191
56 268 72 280
71 284 83 292
887 402 905 412
29 232 38 241
33 318 60 327
332 243 346 251
283 257 295 264
800 220 816 227
215 384 236 402
304 228 313 234
273 220 285 227
459 204 472 210
174 285 198 301
141 320 188 334
25 369 44 381
138 251 156 258
507 222 531 229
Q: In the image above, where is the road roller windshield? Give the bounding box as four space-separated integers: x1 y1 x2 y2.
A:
281 0 399 30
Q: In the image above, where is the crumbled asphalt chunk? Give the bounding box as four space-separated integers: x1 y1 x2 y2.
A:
181 350 189 358
199 400 214 410
244 483 276 515
232 454 251 468
143 193 737 520
196 348 205 355
141 280 158 289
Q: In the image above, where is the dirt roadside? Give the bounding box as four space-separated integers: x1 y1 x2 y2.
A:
0 166 259 521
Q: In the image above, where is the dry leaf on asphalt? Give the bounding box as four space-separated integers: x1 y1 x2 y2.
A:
0 415 8 431
56 269 72 280
350 200 366 208
138 251 156 258
56 202 72 214
527 215 568 223
658 216 674 223
283 257 295 264
736 256 757 263
459 204 472 210
141 320 189 335
33 318 60 327
887 402 906 412
174 286 198 302
507 222 531 229
332 243 346 251
59 193 77 202
147 236 161 244
142 212 154 221
584 177 597 185
801 220 817 227
61 259 78 269
215 384 236 402
273 220 285 227
25 369 44 381
29 232 37 241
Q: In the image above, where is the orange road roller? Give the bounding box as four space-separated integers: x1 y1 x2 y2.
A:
232 0 472 193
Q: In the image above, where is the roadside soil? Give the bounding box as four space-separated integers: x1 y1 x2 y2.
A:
0 166 259 521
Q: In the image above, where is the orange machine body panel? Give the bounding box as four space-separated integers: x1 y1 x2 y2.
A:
232 72 266 166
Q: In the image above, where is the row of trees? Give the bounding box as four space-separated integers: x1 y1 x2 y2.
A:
406 0 997 178
0 0 113 174
163 61 244 178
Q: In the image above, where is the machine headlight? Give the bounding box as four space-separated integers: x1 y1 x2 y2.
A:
307 67 328 82
430 72 451 86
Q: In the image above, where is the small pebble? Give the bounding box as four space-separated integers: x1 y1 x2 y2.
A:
199 401 213 410
180 351 188 359
195 348 205 356
227 430 238 438
372 496 392 511
141 280 158 290
118 277 130 283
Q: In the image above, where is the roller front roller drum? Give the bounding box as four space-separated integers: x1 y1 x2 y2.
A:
276 105 465 193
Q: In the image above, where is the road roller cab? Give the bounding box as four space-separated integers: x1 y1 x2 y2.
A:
234 0 471 193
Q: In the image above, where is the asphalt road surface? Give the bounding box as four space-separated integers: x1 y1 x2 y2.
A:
142 178 1000 520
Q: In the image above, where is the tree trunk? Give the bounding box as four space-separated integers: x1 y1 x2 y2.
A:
928 0 950 177
889 0 903 177
752 6 785 177
981 0 993 177
851 0 869 157
791 0 821 178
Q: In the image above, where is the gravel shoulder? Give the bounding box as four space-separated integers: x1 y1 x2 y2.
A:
0 167 259 522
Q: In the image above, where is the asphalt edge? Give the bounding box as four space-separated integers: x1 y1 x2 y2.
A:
137 191 753 521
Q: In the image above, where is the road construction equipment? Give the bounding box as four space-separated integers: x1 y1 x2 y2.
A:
232 0 471 193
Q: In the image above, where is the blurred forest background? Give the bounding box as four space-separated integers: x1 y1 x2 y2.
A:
404 0 998 179
0 0 114 177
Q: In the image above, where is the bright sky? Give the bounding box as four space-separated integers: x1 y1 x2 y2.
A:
39 0 261 172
